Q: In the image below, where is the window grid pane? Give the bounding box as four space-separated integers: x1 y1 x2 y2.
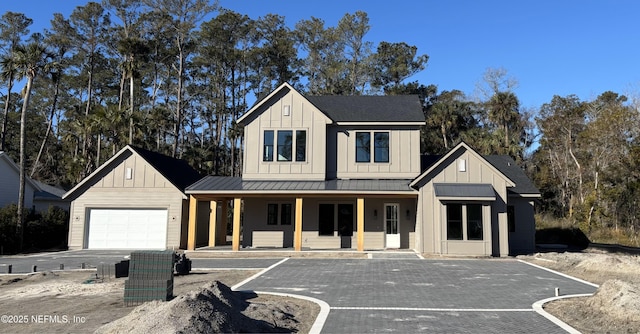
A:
467 204 483 240
267 204 278 225
356 132 371 162
374 132 389 163
281 204 292 225
447 204 463 240
296 130 306 162
277 130 293 161
263 130 274 161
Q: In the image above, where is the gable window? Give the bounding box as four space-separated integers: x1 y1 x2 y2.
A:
263 129 307 162
356 132 370 162
296 130 306 162
446 203 484 241
277 130 293 161
374 132 389 162
263 130 274 161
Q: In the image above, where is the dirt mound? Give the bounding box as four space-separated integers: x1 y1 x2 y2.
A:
586 280 640 322
95 281 298 333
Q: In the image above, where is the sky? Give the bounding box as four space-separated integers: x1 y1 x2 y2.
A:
3 0 640 110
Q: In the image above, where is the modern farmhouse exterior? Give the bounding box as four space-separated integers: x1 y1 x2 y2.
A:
185 82 540 256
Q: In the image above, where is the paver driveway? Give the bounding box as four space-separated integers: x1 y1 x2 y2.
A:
237 258 597 333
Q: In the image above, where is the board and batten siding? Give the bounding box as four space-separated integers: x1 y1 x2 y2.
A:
242 89 331 180
67 153 186 250
418 148 511 256
331 126 421 179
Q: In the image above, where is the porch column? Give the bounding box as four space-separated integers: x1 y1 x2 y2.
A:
187 195 198 250
499 212 509 257
232 198 241 251
357 197 364 251
218 200 228 245
208 200 218 247
294 197 303 251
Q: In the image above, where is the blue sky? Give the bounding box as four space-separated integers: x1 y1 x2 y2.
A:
4 0 640 110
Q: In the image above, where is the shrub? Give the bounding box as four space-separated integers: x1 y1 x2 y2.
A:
0 204 69 254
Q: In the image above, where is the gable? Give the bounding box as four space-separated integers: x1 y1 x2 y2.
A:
411 142 515 190
63 146 201 201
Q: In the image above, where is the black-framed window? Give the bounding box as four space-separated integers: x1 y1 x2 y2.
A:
467 204 483 240
267 203 278 225
263 130 274 161
296 130 306 162
446 204 463 240
277 130 293 161
507 205 515 232
318 204 335 236
374 132 389 162
281 203 292 225
356 132 370 162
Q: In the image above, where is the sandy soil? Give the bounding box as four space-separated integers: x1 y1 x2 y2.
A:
0 270 319 334
518 250 640 334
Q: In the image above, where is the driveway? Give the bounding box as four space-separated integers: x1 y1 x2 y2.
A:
236 258 597 333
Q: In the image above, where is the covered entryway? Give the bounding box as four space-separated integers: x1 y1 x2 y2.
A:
86 209 168 249
385 203 400 248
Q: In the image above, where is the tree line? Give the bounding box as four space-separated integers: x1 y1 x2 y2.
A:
1 0 638 247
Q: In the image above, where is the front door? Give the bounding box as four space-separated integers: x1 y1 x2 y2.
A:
337 204 353 248
385 203 400 248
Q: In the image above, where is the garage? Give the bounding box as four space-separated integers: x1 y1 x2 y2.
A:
87 209 168 249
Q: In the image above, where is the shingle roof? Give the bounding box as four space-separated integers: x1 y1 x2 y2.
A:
483 155 540 195
305 95 425 123
32 180 66 200
186 176 416 194
129 146 202 192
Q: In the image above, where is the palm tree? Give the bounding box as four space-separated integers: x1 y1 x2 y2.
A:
487 91 520 148
13 39 50 251
0 54 17 151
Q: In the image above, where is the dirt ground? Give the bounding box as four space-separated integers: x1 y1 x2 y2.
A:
0 270 319 333
518 250 640 334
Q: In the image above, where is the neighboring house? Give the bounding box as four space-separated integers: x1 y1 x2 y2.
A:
63 145 202 250
185 82 540 256
0 151 68 212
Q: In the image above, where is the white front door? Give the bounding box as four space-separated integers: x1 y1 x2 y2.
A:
385 203 400 248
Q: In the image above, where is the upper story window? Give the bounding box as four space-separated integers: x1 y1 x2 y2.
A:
263 129 307 162
356 131 389 163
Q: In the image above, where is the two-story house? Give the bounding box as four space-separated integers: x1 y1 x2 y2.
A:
185 82 540 256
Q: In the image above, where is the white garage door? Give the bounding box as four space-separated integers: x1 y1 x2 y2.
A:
87 209 168 249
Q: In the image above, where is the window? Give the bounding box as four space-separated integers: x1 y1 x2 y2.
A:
277 130 293 161
467 204 483 240
281 204 292 225
318 204 335 236
507 206 515 232
263 130 274 161
374 132 389 162
446 204 463 240
447 203 484 241
356 132 370 162
264 129 306 162
296 130 306 162
267 204 278 225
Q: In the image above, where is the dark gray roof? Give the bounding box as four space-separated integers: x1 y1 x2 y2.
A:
186 176 416 193
305 95 425 123
484 155 540 195
433 183 496 199
129 146 202 192
33 180 66 200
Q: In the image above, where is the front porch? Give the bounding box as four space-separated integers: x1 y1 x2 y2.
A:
185 193 418 252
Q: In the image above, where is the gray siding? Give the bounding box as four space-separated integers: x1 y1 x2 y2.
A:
508 198 536 255
0 158 35 209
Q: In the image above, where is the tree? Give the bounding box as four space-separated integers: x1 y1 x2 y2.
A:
372 41 428 93
337 11 373 95
13 38 50 251
427 90 475 150
0 12 32 151
486 91 521 149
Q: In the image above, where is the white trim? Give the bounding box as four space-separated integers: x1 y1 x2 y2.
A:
231 257 289 291
331 306 532 312
532 294 593 334
256 291 330 334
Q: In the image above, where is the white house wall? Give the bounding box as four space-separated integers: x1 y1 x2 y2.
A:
242 90 331 180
